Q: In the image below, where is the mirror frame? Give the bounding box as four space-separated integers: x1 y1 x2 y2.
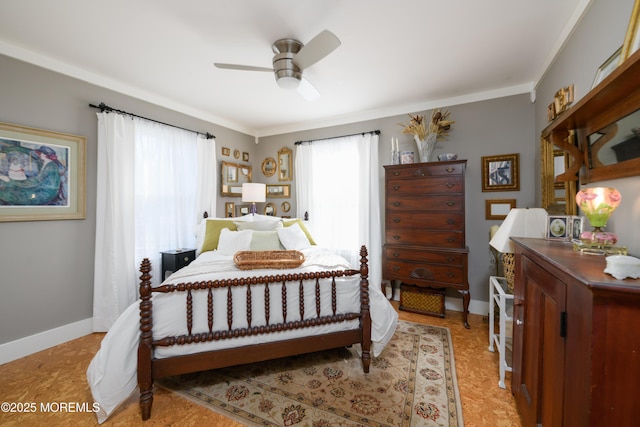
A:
278 147 293 181
221 161 252 197
541 136 577 215
261 157 276 177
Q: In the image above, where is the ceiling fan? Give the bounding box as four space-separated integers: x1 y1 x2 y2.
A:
214 30 341 101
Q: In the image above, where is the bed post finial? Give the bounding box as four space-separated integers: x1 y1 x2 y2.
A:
138 258 154 420
359 245 372 373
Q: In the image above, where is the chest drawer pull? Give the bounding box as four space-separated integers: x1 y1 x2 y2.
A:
446 167 455 173
393 185 400 190
447 237 456 243
447 271 456 278
446 219 456 225
393 235 401 240
393 218 401 223
184 256 190 262
446 201 455 206
393 266 400 272
393 171 400 176
447 256 456 262
445 182 454 188
393 202 401 207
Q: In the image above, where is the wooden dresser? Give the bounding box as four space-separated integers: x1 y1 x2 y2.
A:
383 160 470 328
512 238 640 426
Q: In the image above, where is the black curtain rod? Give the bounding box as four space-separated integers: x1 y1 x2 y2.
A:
89 102 215 139
294 129 380 145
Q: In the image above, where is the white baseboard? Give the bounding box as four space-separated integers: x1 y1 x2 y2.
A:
0 318 93 366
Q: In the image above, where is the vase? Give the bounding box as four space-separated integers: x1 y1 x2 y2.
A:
415 133 437 163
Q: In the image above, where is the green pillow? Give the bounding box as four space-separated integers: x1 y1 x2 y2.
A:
283 219 316 245
201 220 237 253
250 231 284 251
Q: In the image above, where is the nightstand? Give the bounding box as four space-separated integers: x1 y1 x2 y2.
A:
160 249 196 281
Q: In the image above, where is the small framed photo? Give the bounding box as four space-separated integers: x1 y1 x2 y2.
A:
242 152 249 162
482 153 520 192
485 199 516 220
546 215 570 240
570 216 584 242
592 46 622 89
225 202 235 218
221 147 230 156
236 204 250 217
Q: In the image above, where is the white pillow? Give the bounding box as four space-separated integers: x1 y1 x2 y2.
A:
277 223 311 250
235 220 283 231
250 230 284 251
217 228 253 256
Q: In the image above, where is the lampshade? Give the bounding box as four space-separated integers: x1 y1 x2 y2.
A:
241 183 266 203
489 208 548 254
575 187 621 230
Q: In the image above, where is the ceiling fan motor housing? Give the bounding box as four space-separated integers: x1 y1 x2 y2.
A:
272 38 303 89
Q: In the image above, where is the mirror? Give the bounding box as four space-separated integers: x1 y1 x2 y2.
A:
278 147 292 181
586 109 640 169
264 202 276 216
262 157 276 177
541 136 577 215
221 161 252 197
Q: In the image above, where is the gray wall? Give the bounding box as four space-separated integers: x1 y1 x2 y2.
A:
0 55 253 344
257 94 535 306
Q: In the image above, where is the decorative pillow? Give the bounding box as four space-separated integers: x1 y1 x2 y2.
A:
235 220 283 231
250 230 284 251
277 223 311 250
217 228 253 256
200 219 238 253
283 219 317 245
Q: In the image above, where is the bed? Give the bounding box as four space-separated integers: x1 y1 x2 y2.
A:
87 215 398 423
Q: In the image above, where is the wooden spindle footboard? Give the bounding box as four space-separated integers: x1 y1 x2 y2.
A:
138 245 372 420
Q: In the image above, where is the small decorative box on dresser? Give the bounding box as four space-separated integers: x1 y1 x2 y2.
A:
512 238 640 426
383 160 470 328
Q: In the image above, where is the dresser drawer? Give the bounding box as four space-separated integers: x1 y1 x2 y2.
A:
386 212 464 231
387 194 464 212
384 247 463 265
386 229 464 248
386 162 464 178
386 175 462 194
384 259 465 285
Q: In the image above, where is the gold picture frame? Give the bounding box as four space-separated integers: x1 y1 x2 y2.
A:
620 0 640 63
277 147 293 181
266 184 290 198
262 157 276 177
221 147 230 156
481 153 520 192
485 199 516 220
225 202 235 218
592 46 622 89
0 122 86 222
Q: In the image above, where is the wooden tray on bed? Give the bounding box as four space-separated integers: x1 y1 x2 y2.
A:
233 250 305 270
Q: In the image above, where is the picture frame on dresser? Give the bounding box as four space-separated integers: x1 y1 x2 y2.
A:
481 153 520 192
546 215 570 240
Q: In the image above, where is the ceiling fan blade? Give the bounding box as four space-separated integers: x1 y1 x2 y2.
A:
298 77 320 101
214 63 273 72
293 30 341 70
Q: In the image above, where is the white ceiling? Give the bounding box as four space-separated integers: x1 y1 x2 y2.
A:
0 0 589 137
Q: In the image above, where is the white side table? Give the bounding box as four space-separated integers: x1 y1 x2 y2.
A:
488 275 514 389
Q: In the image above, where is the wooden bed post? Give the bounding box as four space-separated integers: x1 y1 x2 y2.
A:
359 245 372 373
137 258 154 420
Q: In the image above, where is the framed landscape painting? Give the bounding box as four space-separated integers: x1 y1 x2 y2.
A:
0 122 86 222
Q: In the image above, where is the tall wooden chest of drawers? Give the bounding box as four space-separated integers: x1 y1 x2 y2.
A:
383 160 470 328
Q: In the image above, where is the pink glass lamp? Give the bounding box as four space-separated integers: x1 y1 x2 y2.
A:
575 187 621 244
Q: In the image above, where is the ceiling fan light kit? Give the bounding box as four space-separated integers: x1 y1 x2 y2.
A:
214 30 340 99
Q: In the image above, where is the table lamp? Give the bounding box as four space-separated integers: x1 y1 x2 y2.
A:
489 208 548 293
575 187 621 244
242 183 266 215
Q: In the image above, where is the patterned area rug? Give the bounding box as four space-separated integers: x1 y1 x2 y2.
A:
158 320 463 426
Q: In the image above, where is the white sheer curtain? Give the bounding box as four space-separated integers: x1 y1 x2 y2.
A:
295 133 382 288
93 112 215 332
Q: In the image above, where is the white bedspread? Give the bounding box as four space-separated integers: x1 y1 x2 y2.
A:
86 247 397 423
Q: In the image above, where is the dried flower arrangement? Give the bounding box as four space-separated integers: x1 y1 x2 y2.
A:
398 108 455 141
